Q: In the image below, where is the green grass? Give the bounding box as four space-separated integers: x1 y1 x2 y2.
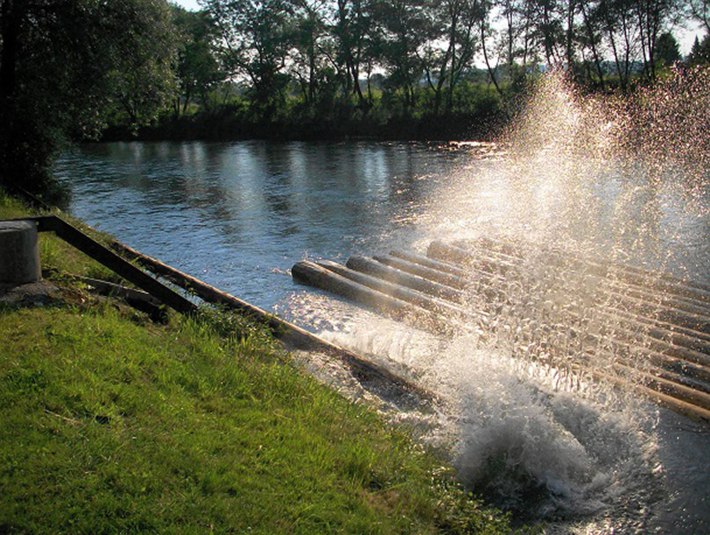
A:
0 305 510 533
0 191 512 533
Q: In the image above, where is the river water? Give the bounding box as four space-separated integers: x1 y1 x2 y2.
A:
55 138 708 533
55 140 467 309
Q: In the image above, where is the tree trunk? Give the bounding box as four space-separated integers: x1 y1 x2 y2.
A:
580 1 605 89
480 21 503 97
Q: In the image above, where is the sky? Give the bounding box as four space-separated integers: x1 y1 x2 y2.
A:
173 0 200 10
170 0 703 56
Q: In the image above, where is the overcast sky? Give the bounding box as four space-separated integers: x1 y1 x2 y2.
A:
170 0 703 56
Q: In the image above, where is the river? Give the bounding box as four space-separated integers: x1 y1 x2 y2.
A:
55 138 708 533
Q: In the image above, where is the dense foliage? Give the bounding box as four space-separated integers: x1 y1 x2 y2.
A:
0 0 706 198
0 0 178 200
190 0 702 114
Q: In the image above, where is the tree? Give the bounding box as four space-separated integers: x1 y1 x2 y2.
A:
442 0 483 113
202 0 296 118
375 0 430 112
173 6 224 115
327 0 379 107
688 0 709 34
479 0 503 95
577 0 607 87
594 0 641 91
653 31 680 67
289 0 329 108
686 34 710 65
104 1 180 129
631 0 683 81
0 0 179 199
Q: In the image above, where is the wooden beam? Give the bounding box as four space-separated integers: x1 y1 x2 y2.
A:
111 241 436 402
472 236 710 303
373 254 469 290
428 240 710 334
7 216 196 314
317 259 477 325
346 255 465 303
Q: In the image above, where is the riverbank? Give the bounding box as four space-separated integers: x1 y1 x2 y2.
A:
0 192 514 533
101 105 507 144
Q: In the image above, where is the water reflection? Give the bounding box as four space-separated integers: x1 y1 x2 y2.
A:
56 141 462 308
55 140 707 311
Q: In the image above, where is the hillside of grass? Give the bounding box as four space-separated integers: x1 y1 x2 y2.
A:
0 193 512 533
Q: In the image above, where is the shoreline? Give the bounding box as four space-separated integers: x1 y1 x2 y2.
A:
99 110 507 145
0 190 515 533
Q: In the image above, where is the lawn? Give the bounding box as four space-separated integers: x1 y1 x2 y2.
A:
0 191 512 533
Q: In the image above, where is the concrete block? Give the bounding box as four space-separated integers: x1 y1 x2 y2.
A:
0 221 41 284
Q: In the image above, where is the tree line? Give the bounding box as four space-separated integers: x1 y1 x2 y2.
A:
0 0 707 199
168 0 706 121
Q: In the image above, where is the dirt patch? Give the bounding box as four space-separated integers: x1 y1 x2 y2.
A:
0 280 64 308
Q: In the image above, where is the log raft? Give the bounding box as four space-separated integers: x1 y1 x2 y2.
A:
291 239 710 422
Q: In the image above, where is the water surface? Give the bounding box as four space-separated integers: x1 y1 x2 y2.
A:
56 141 469 309
55 139 709 532
56 140 708 310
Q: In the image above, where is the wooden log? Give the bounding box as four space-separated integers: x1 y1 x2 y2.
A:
317 260 479 326
423 241 710 362
593 315 710 368
470 236 710 306
388 251 710 394
392 248 710 362
428 241 517 275
293 260 453 336
592 366 710 423
581 274 708 316
110 242 435 402
378 246 710 373
644 364 710 394
373 254 469 290
587 330 710 384
510 335 710 423
612 362 710 411
506 336 710 422
25 216 196 314
389 250 470 278
390 248 529 306
346 255 465 303
449 238 710 317
475 302 710 387
324 257 710 395
602 305 710 350
488 264 710 353
428 240 710 335
519 336 710 420
296 251 710 420
302 256 710 420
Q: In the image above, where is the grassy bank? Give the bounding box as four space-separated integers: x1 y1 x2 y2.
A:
0 194 512 533
0 192 116 281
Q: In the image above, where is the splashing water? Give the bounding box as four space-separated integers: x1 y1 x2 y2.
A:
300 68 709 531
423 68 708 270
